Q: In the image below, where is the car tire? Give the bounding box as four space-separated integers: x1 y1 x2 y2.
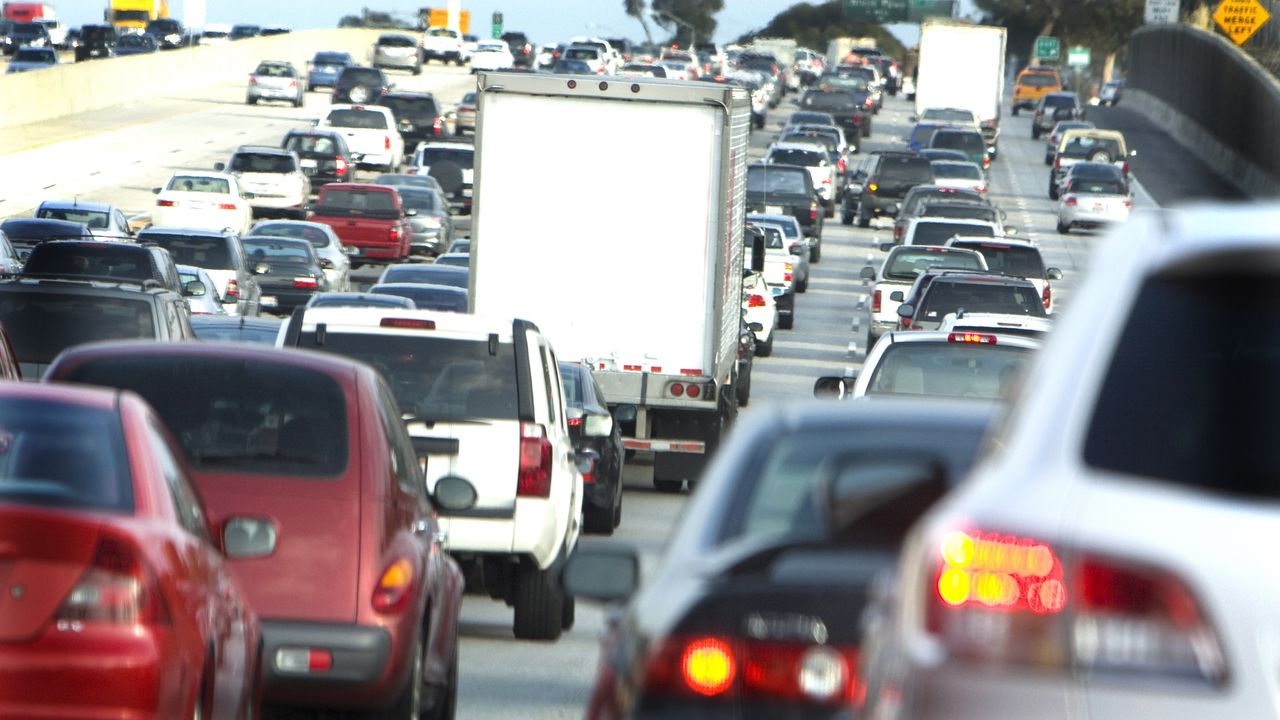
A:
1048 180 1059 200
810 243 821 263
841 210 854 225
797 276 808 293
862 122 872 138
306 83 315 92
1057 220 1070 234
1012 106 1019 116
293 96 303 108
856 204 870 228
246 96 258 105
372 625 424 719
423 646 457 720
584 503 614 535
512 564 564 641
1031 127 1041 139
779 313 794 330
413 64 422 75
653 478 684 493
756 331 773 357
561 593 576 631
736 368 752 407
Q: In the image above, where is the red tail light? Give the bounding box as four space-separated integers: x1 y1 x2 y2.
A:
57 535 170 625
249 76 258 85
389 226 401 241
894 225 904 242
433 116 443 134
371 558 414 614
156 199 175 207
670 382 684 397
837 158 846 173
334 157 348 175
293 277 318 289
218 203 238 210
872 289 882 312
947 332 997 345
567 416 582 427
1121 161 1130 175
686 384 701 399
384 135 391 150
579 452 596 485
982 156 991 169
809 207 818 222
864 97 873 108
1122 198 1133 209
1042 284 1052 308
747 294 766 308
224 279 240 300
1054 157 1061 171
289 79 297 88
517 423 552 497
852 114 862 125
1064 196 1078 206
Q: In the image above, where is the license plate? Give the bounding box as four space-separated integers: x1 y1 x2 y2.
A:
300 159 317 169
1092 203 1105 211
765 205 784 214
260 296 278 308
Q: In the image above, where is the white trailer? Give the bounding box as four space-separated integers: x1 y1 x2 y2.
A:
470 73 750 490
914 21 1007 155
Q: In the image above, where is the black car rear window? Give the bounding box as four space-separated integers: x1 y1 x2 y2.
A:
747 167 811 195
885 249 985 280
769 149 824 166
62 357 349 478
313 52 349 64
338 67 383 85
876 156 934 185
284 133 341 156
918 279 1046 319
1043 94 1077 108
326 109 388 130
141 234 234 269
418 148 474 169
0 397 132 513
912 222 995 246
379 265 468 288
24 245 154 283
953 243 1044 277
379 96 440 121
930 131 985 155
253 222 330 248
1068 179 1126 195
370 284 467 311
299 333 517 420
800 91 856 112
230 152 296 173
0 290 155 370
316 189 398 218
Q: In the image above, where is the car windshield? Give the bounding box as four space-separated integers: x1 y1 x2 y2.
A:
913 222 995 246
326 109 388 130
1069 179 1127 195
313 52 349 64
956 244 1045 277
36 208 108 228
921 205 997 223
167 176 230 194
141 235 233 269
747 167 809 194
253 63 294 77
61 357 349 477
769 149 824 166
0 291 156 374
418 148 474 169
876 156 934 185
285 134 340 155
378 35 415 47
885 249 985 280
918 280 1047 319
253 223 330 248
297 333 517 421
867 342 1033 400
932 162 982 180
230 153 296 173
0 397 132 513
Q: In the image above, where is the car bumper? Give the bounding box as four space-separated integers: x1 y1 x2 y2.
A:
376 56 419 69
345 244 403 262
438 496 562 569
1061 205 1130 226
248 194 307 212
259 288 318 313
249 87 300 100
354 152 395 167
862 195 901 217
261 620 411 708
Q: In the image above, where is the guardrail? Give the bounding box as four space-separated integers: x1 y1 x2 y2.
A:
0 28 385 131
1127 24 1280 198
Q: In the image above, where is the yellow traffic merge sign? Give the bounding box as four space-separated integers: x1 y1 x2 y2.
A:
1214 0 1271 45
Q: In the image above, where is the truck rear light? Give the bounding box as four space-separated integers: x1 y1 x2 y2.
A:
1123 198 1133 209
276 647 333 673
747 294 766 308
982 156 991 169
289 79 297 88
809 206 818 222
947 332 997 345
925 527 1227 687
57 535 170 626
384 135 391 150
156 199 175 207
380 318 435 329
224 279 240 300
371 558 414 614
433 116 443 134
389 226 401 241
894 225 904 242
293 277 318 289
872 289 882 312
517 423 552 497
669 382 684 397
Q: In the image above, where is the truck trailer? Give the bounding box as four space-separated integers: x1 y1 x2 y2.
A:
469 72 750 491
914 20 1007 157
106 0 167 31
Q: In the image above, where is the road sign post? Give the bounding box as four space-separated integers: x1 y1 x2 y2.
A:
1034 35 1061 61
492 11 503 39
1214 0 1271 45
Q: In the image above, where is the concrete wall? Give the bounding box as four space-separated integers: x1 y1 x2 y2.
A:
1128 24 1280 198
0 29 386 131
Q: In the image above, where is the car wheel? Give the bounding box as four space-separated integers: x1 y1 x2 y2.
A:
797 276 808 293
1057 220 1070 234
1031 127 1041 139
841 210 854 225
293 96 303 108
778 312 794 330
810 243 821 263
1048 180 1059 200
653 478 684 493
413 64 422 75
584 503 614 535
856 204 870 228
246 96 258 105
512 564 564 641
755 331 773 357
736 367 752 407
862 122 872 138
423 645 457 720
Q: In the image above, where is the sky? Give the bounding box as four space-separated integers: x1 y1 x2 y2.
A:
54 0 977 45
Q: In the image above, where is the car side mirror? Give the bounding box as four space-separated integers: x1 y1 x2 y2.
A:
183 279 206 297
1004 225 1017 234
813 376 852 399
889 290 905 303
223 516 277 558
561 542 640 603
254 262 270 275
151 187 161 194
213 162 226 171
584 413 613 438
432 475 477 512
747 321 763 333
1047 267 1063 280
879 242 896 252
859 266 876 281
897 303 914 318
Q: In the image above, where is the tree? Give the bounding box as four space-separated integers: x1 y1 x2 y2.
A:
337 8 410 29
624 0 655 45
736 1 906 58
973 0 1143 73
649 0 724 47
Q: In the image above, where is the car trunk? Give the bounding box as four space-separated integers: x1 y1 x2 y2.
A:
0 507 102 642
252 74 296 93
235 172 294 200
411 420 521 517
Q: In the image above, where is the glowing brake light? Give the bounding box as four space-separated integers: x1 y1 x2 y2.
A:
948 332 997 345
517 423 552 497
868 182 878 192
334 157 348 175
224 279 240 300
293 277 318 289
1064 196 1078 206
747 294 766 308
218 203 238 210
380 318 435 329
683 638 736 696
371 558 414 613
384 135 391 150
936 530 1063 612
156 199 175 207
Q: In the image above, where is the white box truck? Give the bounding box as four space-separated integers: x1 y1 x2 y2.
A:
914 21 1007 157
470 72 750 491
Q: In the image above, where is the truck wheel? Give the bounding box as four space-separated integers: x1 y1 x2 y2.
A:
1057 220 1070 234
797 276 808 293
842 210 854 225
736 368 751 407
653 478 684 493
756 331 774 357
246 96 258 105
1048 179 1059 200
1031 127 1041 139
513 564 564 641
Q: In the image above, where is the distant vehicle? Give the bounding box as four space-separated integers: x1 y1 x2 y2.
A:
34 199 133 240
136 227 264 316
938 309 1053 340
2 2 55 23
946 236 1061 310
1049 128 1134 198
106 0 166 32
250 219 352 292
930 159 987 193
143 17 184 48
22 239 181 293
421 25 467 65
798 88 872 139
914 22 1006 157
745 163 823 240
929 127 989 168
305 50 354 90
307 183 413 266
470 39 514 72
368 281 467 311
372 32 421 75
1032 91 1084 138
304 291 414 309
411 141 474 214
315 104 403 172
1098 79 1124 106
376 91 448 148
765 142 837 210
150 172 254 236
245 60 304 107
452 91 477 134
900 216 1000 247
432 251 468 267
377 262 468 288
851 151 935 227
617 62 665 77
281 129 358 188
552 58 593 74
259 25 289 36
239 235 328 313
177 263 226 315
1011 65 1062 114
4 43 53 71
1056 175 1132 234
500 30 533 66
7 19 48 47
190 314 281 343
216 145 310 219
898 270 1047 332
111 32 156 55
331 65 391 105
1043 119 1096 164
228 23 259 40
74 23 116 60
395 185 454 256
0 217 91 261
861 245 989 347
197 22 230 45
559 360 625 534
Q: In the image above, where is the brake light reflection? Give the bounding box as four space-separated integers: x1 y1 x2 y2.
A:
936 530 1066 613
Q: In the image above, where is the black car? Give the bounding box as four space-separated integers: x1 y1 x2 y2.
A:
281 129 357 188
22 240 181 292
74 23 115 60
559 361 624 536
377 263 468 288
368 282 467 311
9 22 49 48
501 31 533 67
1032 91 1084 138
852 151 935 227
0 218 91 261
745 163 823 240
376 91 447 148
0 20 15 56
190 314 281 344
229 24 261 41
113 33 157 56
144 18 186 49
564 398 994 720
240 236 328 313
332 65 391 104
798 89 872 139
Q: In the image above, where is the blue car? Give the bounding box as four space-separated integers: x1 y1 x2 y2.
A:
306 50 354 91
906 121 953 153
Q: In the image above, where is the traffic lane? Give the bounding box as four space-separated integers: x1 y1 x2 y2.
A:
0 64 476 220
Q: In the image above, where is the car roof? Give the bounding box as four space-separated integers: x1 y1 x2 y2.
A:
37 199 114 212
54 339 372 379
326 103 393 116
0 380 119 410
1060 128 1126 144
138 226 235 238
879 329 1043 350
931 160 982 169
909 216 999 228
946 236 1039 250
746 213 800 225
418 142 474 151
298 307 520 340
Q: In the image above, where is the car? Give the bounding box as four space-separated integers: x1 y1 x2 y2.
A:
742 224 795 331
250 219 353 292
0 20 13 56
260 25 291 36
45 342 467 717
199 23 231 45
1056 174 1133 234
143 17 186 49
396 185 455 257
0 382 261 719
937 309 1053 340
331 65 391 105
177 263 227 315
852 151 935 227
766 142 838 210
617 62 665 77
216 145 311 218
7 21 49 48
861 245 989 348
112 32 158 56
899 201 1009 243
741 267 778 356
746 163 823 240
73 22 115 60
855 203 1280 720
375 172 444 194
0 276 194 378
150 172 255 236
1098 78 1124 105
307 183 414 266
451 91 477 134
240 235 329 313
22 239 181 293
783 109 837 132
446 238 470 254
0 229 23 275
377 91 449 148
228 23 260 40
750 217 809 295
562 44 608 74
905 121 954 153
831 329 1040 400
563 397 995 720
501 30 534 67
421 26 468 65
1032 91 1084 138
305 291 416 309
916 106 979 128
1011 65 1062 114
928 127 989 168
1053 161 1128 204
369 281 468 311
432 252 468 267
316 104 404 172
918 148 969 162
280 307 586 641
1 217 91 261
378 262 469 289
784 122 855 167
471 39 515 72
559 361 625 535
412 141 475 215
900 216 1001 248
5 44 55 72
189 313 281 343
889 185 992 240
1049 128 1135 199
136 227 264 316
372 32 422 74
281 128 359 188
34 199 133 240
898 270 1048 332
246 59 304 107
1043 120 1095 164
930 160 987 193
306 50 354 90
798 88 873 139
944 237 1063 311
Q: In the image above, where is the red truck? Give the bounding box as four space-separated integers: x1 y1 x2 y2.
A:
3 2 54 21
308 183 413 268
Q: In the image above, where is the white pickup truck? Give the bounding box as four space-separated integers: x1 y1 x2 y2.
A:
315 104 404 173
420 26 468 65
861 245 988 347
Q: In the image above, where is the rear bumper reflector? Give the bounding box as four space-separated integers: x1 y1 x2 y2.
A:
622 439 706 454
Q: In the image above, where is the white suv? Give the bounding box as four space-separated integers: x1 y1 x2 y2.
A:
859 204 1280 719
215 146 311 219
280 307 584 640
421 26 468 65
316 104 404 173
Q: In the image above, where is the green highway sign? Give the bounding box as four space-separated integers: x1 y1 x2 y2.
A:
1067 46 1091 67
908 0 956 21
492 11 503 38
1034 35 1061 60
843 0 910 23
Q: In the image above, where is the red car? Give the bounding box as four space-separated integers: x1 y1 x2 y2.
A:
47 342 468 717
308 183 414 268
0 382 260 719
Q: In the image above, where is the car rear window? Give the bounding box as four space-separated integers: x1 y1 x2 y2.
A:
141 235 234 269
1084 268 1280 500
230 152 296 173
885 249 985 280
298 332 517 420
379 265 468 288
254 63 295 77
369 284 467 311
789 112 833 125
36 208 109 229
1020 74 1059 87
875 156 934 185
313 52 348 64
285 134 340 155
930 131 985 155
932 162 982 180
918 279 1046 319
60 357 349 478
418 148 474 169
566 47 600 60
0 397 132 513
253 222 330 248
24 245 154 283
1068 179 1126 195
922 109 975 124
167 176 230 194
0 290 155 373
398 189 438 211
747 167 810 195
769 149 824 166
1061 137 1122 160
800 91 856 112
1043 94 1077 108
316 188 399 218
867 342 1033 400
912 221 995 246
326 109 388 130
920 205 997 223
379 96 440 120
242 238 312 263
782 132 837 152
954 243 1045 277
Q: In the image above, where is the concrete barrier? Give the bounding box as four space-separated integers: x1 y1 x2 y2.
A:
0 28 388 131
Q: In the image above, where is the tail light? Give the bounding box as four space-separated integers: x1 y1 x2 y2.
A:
1121 161 1130 175
334 157 348 175
579 454 597 485
1122 198 1133 209
784 263 793 282
863 97 873 108
894 224 904 242
947 332 997 345
925 528 1227 688
218 203 238 210
371 558 414 613
747 294 766 308
224 279 240 300
517 423 552 497
1064 196 1078 206
289 79 297 88
433 116 443 135
670 382 684 397
852 114 863 126
982 156 991 170
293 276 318 289
1054 157 1061 171
156 199 175 207
809 205 818 222
872 289 882 313
57 535 170 625
837 158 846 173
389 226 401 241
384 135 391 150
643 634 861 704
249 76 258 85
901 313 912 330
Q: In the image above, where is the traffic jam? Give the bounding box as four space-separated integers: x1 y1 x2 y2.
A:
0 2 1272 719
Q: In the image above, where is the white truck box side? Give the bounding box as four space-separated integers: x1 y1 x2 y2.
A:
914 22 1007 126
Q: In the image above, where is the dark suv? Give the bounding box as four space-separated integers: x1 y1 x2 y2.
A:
745 163 823 239
799 88 873 138
898 270 1047 332
74 23 116 60
851 151 935 227
332 65 391 104
22 240 181 293
377 91 447 148
501 31 533 66
282 129 358 188
1032 91 1084 138
144 18 186 49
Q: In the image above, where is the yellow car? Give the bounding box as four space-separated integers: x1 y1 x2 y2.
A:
1012 67 1062 114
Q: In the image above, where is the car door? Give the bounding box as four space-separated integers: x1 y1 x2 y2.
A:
537 340 581 550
